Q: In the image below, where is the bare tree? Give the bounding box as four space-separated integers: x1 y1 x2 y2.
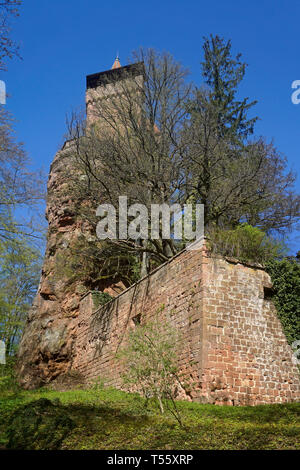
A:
63 49 191 279
61 44 299 286
0 0 21 70
0 107 45 244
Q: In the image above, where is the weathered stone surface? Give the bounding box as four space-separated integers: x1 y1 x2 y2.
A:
16 148 97 388
72 248 300 405
17 65 144 389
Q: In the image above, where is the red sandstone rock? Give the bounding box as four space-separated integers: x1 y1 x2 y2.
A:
16 145 116 389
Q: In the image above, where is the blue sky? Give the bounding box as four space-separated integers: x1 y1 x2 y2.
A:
3 0 300 252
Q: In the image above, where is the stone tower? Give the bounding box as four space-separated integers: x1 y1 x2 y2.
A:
85 57 144 126
16 59 144 389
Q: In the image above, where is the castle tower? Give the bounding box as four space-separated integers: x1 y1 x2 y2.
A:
85 58 144 127
16 59 144 389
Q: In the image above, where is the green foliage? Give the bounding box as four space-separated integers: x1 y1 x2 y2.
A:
0 386 299 450
91 291 113 309
90 376 106 391
6 398 75 450
201 34 258 139
0 107 44 358
266 258 300 345
0 356 19 393
0 108 45 245
118 313 182 424
0 238 41 356
48 370 86 392
208 224 286 264
185 36 299 234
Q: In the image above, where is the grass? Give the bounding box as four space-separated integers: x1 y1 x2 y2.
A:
0 380 299 450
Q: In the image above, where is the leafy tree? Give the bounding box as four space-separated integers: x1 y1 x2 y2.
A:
183 36 300 233
0 237 41 357
0 108 45 243
63 48 191 283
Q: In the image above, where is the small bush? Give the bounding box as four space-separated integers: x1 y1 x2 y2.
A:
118 312 183 425
208 224 286 264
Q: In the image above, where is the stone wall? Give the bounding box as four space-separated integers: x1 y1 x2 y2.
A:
200 255 299 404
72 246 300 405
72 248 204 400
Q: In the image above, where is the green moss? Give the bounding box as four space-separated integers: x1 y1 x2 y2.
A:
75 284 87 295
91 291 113 309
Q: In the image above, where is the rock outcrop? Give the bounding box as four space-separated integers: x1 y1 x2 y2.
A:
17 143 120 388
16 145 85 387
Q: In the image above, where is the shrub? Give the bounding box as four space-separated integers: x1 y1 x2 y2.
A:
0 356 19 394
91 291 113 309
118 312 183 425
208 224 286 264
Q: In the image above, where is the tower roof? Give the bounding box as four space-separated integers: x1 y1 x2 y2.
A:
111 56 121 69
86 62 145 90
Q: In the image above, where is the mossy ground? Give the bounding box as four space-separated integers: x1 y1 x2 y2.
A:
0 381 299 450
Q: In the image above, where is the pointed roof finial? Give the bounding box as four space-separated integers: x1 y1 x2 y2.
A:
111 54 121 70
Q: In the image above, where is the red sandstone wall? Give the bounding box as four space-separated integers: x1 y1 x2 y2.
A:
72 248 300 405
72 249 204 400
201 256 300 405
